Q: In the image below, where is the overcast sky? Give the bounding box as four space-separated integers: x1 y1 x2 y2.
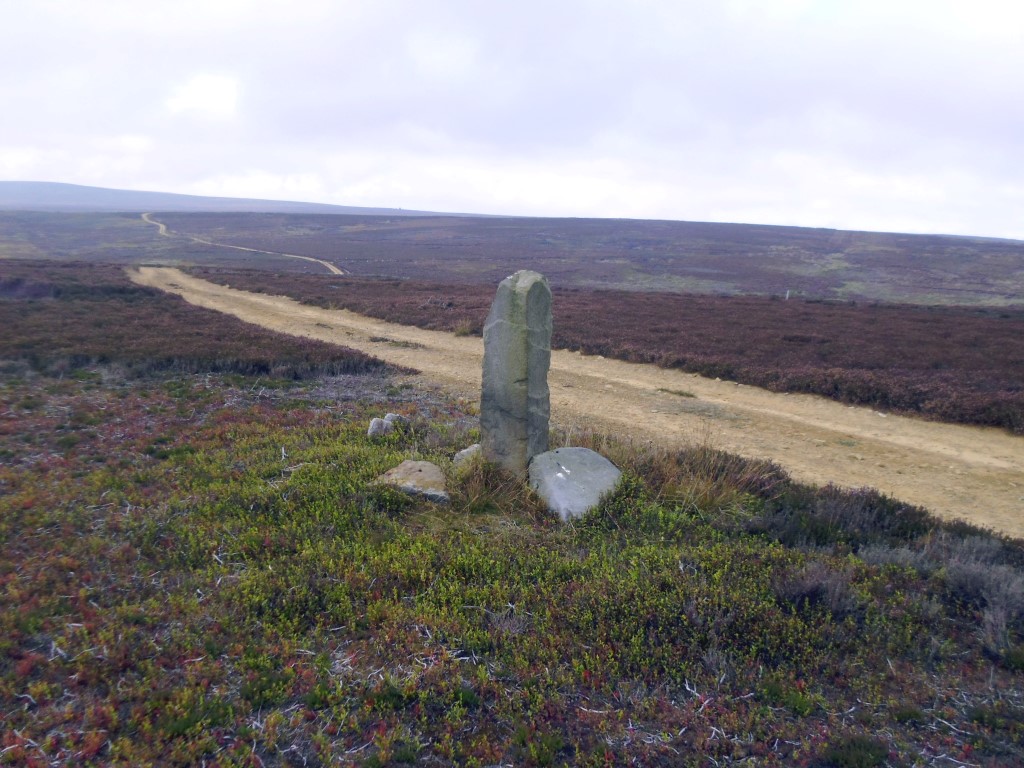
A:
2 1 1022 238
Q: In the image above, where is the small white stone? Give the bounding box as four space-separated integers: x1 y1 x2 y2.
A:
452 443 482 469
367 417 394 437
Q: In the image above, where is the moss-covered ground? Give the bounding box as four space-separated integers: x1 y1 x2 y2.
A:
2 365 1023 766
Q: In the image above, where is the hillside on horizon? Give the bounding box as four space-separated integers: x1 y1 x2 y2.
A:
2 182 1023 306
152 211 1024 306
5 180 1024 244
0 180 445 216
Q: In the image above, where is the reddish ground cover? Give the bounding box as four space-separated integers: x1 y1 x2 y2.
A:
0 260 387 378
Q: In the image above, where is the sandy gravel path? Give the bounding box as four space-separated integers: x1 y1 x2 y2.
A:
132 267 1024 538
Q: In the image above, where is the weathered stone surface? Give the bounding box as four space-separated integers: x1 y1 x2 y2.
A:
452 443 482 469
367 417 394 437
528 447 622 522
375 460 449 503
481 270 552 475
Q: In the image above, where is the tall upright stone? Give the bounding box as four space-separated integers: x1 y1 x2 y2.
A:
481 270 552 475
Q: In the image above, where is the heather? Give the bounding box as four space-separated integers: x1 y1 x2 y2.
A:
190 268 1024 433
0 212 299 270
2 257 1024 765
158 211 1024 306
2 365 1023 766
6 210 1024 306
0 260 385 378
2 257 1023 765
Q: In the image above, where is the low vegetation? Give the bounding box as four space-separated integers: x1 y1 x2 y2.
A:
190 268 1024 433
0 260 386 378
5 210 1024 305
160 211 1024 305
1 258 1022 765
0 212 310 270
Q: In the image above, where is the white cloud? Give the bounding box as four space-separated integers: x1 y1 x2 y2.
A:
189 171 327 201
96 135 155 154
165 74 239 120
0 147 59 179
405 30 481 86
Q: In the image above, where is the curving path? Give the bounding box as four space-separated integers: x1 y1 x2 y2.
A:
140 213 347 275
131 267 1024 538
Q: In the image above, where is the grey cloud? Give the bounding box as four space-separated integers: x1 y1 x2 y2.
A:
1 0 1022 237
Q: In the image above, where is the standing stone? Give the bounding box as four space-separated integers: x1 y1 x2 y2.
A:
480 270 552 475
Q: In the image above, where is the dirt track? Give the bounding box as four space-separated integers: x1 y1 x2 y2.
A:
140 213 347 275
132 267 1024 539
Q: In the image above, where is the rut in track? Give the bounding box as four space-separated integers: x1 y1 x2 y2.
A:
132 267 1024 538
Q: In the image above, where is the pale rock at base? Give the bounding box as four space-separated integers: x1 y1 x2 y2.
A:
367 417 395 437
529 447 622 522
374 460 449 504
452 443 482 469
384 413 410 427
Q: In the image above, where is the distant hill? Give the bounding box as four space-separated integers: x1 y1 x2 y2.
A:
3 181 1023 306
0 181 444 215
153 211 1024 306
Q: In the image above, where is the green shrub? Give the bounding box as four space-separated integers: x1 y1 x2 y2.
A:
823 735 888 767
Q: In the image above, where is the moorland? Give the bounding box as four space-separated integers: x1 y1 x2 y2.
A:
4 209 1024 306
2 210 1023 432
1 258 1023 767
1 204 1024 765
152 211 1024 306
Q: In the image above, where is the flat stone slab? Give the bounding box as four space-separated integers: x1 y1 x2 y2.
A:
375 460 449 504
528 447 622 522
